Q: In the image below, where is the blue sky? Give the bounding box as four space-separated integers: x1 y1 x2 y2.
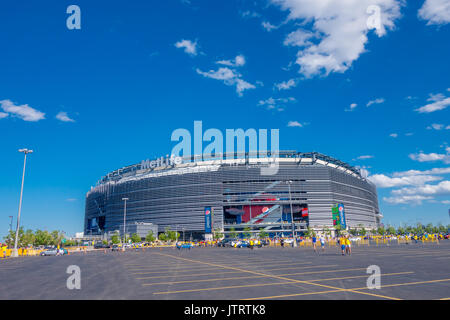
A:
1 0 449 238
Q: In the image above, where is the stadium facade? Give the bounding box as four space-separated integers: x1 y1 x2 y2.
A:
84 151 381 239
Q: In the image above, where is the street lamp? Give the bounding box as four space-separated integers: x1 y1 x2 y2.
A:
286 180 297 247
9 216 13 232
122 198 129 249
12 148 33 258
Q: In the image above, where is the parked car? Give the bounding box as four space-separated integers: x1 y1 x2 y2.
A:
217 239 233 247
40 248 58 256
236 240 249 248
176 242 193 250
111 244 121 252
94 243 110 249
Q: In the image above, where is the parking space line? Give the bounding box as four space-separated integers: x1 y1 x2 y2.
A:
244 278 450 300
153 252 401 300
152 271 413 295
128 260 312 272
141 267 370 285
132 263 338 275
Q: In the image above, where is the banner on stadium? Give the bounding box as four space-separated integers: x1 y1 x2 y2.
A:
204 207 212 233
338 203 346 229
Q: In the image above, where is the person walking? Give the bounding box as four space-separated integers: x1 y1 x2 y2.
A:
339 236 346 255
346 236 352 255
312 234 317 253
320 235 326 253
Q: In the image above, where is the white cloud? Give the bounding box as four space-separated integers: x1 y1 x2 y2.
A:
196 67 255 96
262 21 279 31
56 111 75 123
367 98 385 107
426 123 444 130
0 112 8 119
272 0 403 77
216 55 246 67
174 39 198 56
345 103 358 112
258 97 296 111
418 0 450 25
373 165 450 204
409 149 450 164
283 29 314 47
287 121 303 127
383 195 433 205
391 180 450 196
240 11 261 19
368 174 443 188
356 155 374 160
0 99 45 122
390 133 398 138
392 167 450 177
415 92 450 113
274 79 297 90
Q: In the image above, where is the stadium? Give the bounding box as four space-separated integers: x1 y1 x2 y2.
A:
84 151 381 240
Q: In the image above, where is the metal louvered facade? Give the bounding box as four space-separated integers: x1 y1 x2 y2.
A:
84 151 381 237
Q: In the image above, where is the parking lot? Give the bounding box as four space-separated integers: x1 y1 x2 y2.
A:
1 241 450 300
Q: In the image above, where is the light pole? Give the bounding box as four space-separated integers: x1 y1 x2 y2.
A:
9 216 13 232
286 180 297 247
12 148 33 258
122 197 129 250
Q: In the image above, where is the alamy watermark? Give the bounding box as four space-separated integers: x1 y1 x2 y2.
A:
366 265 381 290
66 5 81 30
169 121 280 175
66 265 81 290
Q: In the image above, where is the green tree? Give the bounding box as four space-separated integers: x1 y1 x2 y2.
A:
258 228 269 239
213 228 223 240
111 232 120 244
387 226 396 235
145 231 155 242
242 227 251 239
34 230 53 246
131 233 141 243
158 233 167 242
334 225 342 237
228 227 238 239
377 226 386 236
425 223 433 234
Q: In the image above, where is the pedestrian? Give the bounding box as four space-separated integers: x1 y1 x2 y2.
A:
312 234 317 253
346 236 352 255
339 236 346 255
280 238 284 248
320 235 325 253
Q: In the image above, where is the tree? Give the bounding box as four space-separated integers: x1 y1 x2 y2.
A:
158 233 167 242
334 225 342 237
425 223 433 234
111 232 120 244
360 227 367 236
258 228 269 239
377 226 386 236
213 228 223 240
145 231 155 242
164 228 180 242
131 233 141 243
228 227 238 239
242 227 251 239
34 230 53 246
387 226 396 235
